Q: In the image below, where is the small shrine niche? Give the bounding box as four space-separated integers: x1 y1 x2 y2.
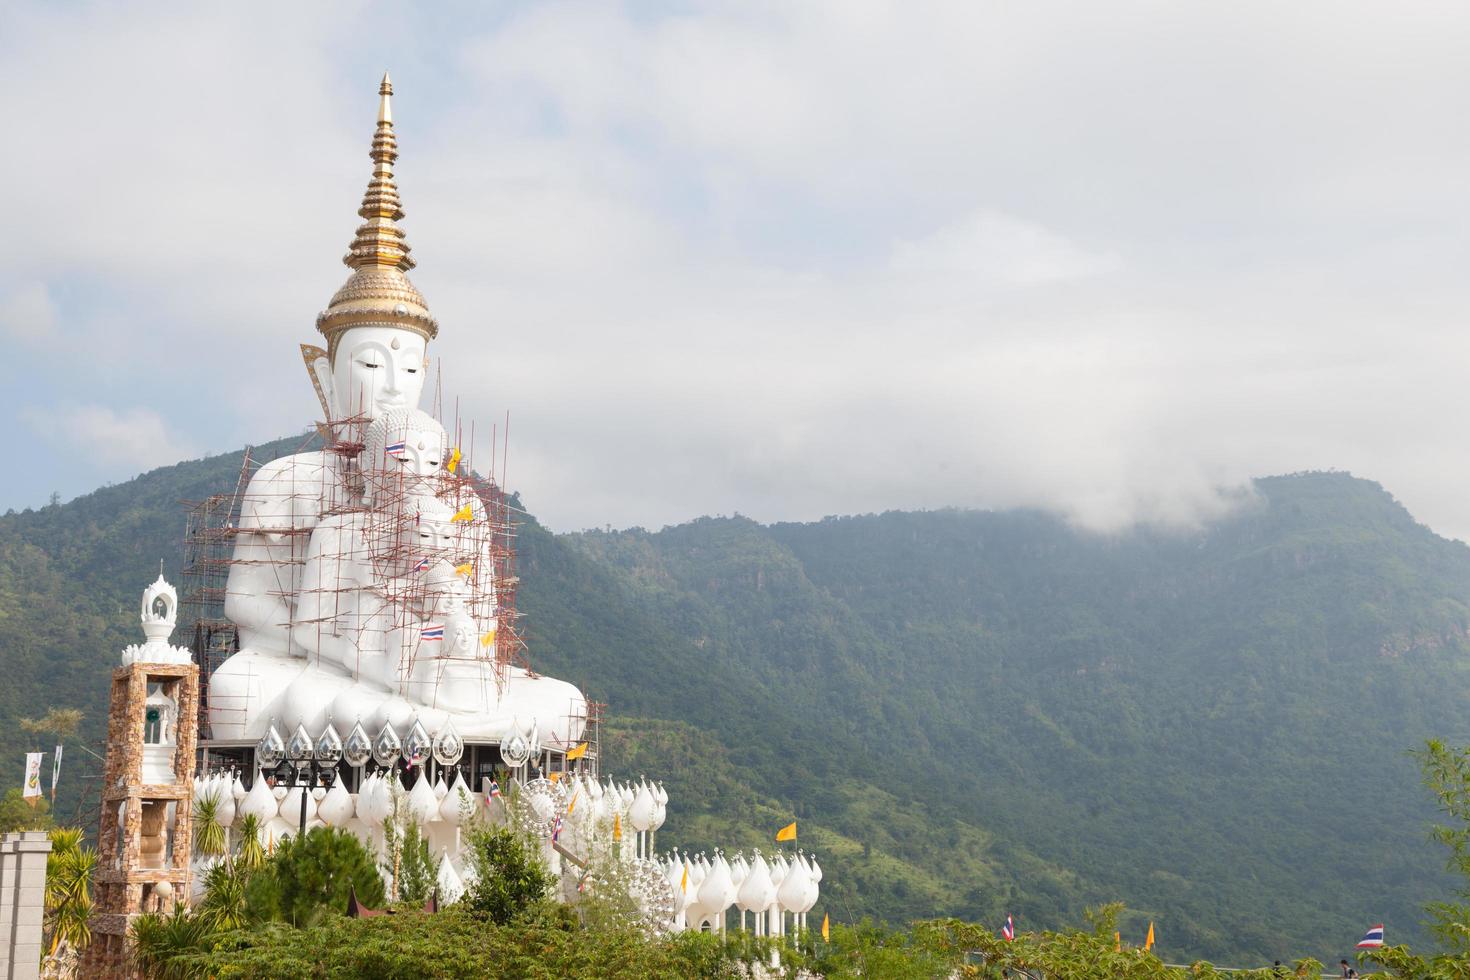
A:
142 679 181 783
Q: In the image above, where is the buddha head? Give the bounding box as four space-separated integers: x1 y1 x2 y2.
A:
307 74 439 424
362 408 448 502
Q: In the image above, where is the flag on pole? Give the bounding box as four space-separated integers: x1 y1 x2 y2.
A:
1145 922 1155 950
548 772 561 783
552 815 563 842
421 624 444 642
566 742 588 761
613 813 622 841
1356 924 1385 948
447 447 462 474
488 780 502 800
385 441 406 459
776 821 797 842
1114 931 1121 952
22 753 41 799
567 790 579 814
1002 914 1015 941
822 913 830 942
50 745 63 799
455 563 473 578
480 629 496 648
681 865 688 893
414 556 431 572
450 504 474 523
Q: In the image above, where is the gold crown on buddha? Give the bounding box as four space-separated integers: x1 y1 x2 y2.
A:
317 73 440 362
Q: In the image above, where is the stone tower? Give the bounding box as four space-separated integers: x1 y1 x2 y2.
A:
81 574 198 978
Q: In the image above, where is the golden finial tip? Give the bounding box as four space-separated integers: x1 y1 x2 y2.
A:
377 72 393 124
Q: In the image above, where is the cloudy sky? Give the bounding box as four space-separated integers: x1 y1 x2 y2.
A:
4 1 1470 537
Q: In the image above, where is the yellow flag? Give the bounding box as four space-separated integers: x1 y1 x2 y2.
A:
1145 922 1155 950
447 447 462 474
681 866 688 893
455 562 474 578
480 629 496 648
613 813 622 841
776 821 797 842
567 790 578 814
1115 931 1121 952
822 913 830 941
548 772 561 783
566 742 588 761
451 503 474 523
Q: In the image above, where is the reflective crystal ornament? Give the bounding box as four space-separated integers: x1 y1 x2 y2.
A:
432 721 464 766
285 723 313 764
343 722 373 768
403 718 432 767
314 723 344 765
372 722 402 768
256 723 286 770
501 732 530 768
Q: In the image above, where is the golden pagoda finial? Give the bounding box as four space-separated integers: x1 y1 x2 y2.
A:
345 71 413 272
317 73 438 360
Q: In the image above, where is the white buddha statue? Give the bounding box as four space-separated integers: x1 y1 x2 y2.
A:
209 75 586 753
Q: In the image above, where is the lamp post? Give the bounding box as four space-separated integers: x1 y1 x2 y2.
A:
279 723 344 838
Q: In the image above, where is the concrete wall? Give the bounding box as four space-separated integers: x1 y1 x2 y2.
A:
0 831 52 980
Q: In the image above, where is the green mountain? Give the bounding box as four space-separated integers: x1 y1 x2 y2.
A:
0 444 1464 964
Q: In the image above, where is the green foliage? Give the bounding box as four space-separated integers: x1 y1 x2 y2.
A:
13 442 1470 959
197 860 250 932
0 788 51 834
44 826 94 954
244 827 384 927
192 792 227 859
129 907 218 980
233 814 265 873
394 818 439 906
461 824 555 925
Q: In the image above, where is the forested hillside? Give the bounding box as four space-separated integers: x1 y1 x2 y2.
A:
0 445 1465 963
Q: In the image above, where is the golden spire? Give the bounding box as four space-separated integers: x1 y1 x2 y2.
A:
317 72 438 360
346 72 413 271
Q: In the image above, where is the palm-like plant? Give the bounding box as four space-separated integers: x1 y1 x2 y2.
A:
192 792 227 859
45 827 95 954
128 907 215 980
196 860 249 932
234 814 265 873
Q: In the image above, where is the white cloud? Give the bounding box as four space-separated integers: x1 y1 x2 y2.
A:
6 2 1470 541
26 404 198 475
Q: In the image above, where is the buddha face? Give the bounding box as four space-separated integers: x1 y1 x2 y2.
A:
325 326 428 420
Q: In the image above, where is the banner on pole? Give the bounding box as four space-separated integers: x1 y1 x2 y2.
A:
22 753 42 799
51 745 63 795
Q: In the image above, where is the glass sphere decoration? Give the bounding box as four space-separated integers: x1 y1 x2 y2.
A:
372 722 402 768
432 721 464 766
256 723 286 770
403 718 432 768
314 723 344 765
285 723 313 765
343 722 373 768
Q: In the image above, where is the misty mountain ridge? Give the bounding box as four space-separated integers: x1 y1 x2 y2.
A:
0 440 1465 962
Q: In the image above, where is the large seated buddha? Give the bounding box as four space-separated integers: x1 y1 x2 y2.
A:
207 74 586 750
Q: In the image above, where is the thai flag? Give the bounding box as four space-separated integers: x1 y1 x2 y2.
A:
1355 924 1385 948
421 624 444 642
413 556 430 572
552 815 563 842
489 780 502 799
385 441 406 458
1002 915 1015 942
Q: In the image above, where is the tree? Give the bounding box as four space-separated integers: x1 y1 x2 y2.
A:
244 827 383 927
0 788 52 834
44 827 95 955
461 825 555 925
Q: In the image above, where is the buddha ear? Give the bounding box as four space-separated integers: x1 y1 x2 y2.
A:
301 344 334 420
